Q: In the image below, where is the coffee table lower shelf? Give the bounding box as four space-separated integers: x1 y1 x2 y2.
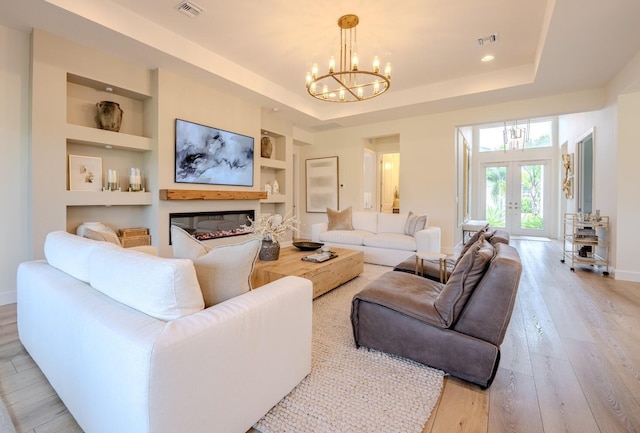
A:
251 246 364 299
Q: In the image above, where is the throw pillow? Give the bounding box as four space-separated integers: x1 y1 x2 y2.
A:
171 225 210 260
191 238 260 307
404 211 428 236
171 226 261 307
434 236 495 327
327 206 354 231
83 227 122 246
454 223 490 267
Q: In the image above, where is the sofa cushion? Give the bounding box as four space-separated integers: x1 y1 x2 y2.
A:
363 233 416 251
89 243 204 321
377 212 408 234
327 206 354 231
319 229 373 246
171 225 260 307
404 211 428 236
44 231 115 283
352 211 378 233
435 237 494 327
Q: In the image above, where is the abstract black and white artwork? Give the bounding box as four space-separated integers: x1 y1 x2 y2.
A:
175 119 254 186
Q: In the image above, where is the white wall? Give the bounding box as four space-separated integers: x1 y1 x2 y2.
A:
299 89 607 254
616 91 640 281
0 25 30 304
558 106 618 268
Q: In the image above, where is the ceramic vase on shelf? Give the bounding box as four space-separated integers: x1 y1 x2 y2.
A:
261 136 273 158
96 101 123 132
259 239 280 261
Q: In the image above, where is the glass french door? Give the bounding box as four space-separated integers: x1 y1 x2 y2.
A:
481 160 551 237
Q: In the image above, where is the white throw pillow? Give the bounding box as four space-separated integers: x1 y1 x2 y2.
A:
89 243 204 321
171 225 210 260
171 225 261 307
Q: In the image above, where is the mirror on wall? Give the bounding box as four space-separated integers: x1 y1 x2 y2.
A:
576 128 594 214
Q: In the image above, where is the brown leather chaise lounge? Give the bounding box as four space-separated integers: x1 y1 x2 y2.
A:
351 236 522 388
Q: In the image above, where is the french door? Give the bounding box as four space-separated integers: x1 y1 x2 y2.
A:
480 160 552 237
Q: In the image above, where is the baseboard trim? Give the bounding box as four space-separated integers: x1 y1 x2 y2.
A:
0 291 16 306
614 269 640 283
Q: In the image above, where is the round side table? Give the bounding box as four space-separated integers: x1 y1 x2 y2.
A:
415 251 448 283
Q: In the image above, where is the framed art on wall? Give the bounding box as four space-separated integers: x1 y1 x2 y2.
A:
306 156 339 212
175 119 254 187
68 154 103 191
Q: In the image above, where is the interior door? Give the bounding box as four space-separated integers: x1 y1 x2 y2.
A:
481 160 551 237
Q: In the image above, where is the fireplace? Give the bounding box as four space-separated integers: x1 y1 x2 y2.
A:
169 210 254 243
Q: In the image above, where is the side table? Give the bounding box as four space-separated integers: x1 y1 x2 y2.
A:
415 252 448 283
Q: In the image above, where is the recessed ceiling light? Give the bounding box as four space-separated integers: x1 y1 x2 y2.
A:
481 55 495 62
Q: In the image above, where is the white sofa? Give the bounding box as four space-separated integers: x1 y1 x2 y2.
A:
17 231 312 433
311 211 441 267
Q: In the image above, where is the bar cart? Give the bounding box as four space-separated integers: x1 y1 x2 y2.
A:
561 213 609 275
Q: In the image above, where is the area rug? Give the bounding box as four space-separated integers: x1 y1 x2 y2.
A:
253 264 444 433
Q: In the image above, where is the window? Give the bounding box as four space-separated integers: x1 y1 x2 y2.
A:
479 119 552 152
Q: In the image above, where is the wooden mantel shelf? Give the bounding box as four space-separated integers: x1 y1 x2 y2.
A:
159 189 267 201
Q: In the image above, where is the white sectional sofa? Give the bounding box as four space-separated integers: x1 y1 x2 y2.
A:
17 231 312 433
311 210 441 267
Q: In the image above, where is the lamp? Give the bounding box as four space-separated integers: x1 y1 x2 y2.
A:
503 119 530 151
305 14 391 102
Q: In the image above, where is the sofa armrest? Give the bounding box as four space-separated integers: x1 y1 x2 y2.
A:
311 222 328 242
150 276 313 433
415 226 441 253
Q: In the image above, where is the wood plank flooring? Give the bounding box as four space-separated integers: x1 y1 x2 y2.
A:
1 238 639 432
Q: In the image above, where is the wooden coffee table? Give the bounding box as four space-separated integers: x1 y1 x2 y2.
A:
251 246 364 298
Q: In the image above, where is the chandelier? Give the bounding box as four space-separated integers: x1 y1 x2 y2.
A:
305 14 391 102
503 119 530 151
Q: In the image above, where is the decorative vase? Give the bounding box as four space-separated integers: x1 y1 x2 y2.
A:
261 136 273 158
259 239 280 261
96 101 123 132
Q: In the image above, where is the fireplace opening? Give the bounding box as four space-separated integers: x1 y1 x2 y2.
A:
169 210 254 243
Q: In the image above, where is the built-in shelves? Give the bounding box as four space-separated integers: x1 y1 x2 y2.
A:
66 124 152 152
260 157 286 170
66 190 152 206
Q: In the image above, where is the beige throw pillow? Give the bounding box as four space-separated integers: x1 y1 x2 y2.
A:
83 227 122 246
171 225 260 307
404 211 428 236
327 206 354 231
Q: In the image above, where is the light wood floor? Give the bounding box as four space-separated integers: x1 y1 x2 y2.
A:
1 238 639 432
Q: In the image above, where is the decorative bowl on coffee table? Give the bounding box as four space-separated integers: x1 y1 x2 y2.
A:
292 241 324 251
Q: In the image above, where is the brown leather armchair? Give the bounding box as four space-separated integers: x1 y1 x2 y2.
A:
351 239 521 388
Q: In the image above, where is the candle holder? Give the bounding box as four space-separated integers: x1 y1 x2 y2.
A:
103 169 120 191
128 167 143 192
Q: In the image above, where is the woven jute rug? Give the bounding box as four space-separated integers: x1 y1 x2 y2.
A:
253 264 444 433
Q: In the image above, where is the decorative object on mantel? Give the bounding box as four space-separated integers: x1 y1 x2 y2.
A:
95 101 123 132
261 136 273 158
272 180 279 194
244 213 299 261
264 183 272 197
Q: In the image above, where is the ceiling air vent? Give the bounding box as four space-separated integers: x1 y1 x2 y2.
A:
176 1 203 18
